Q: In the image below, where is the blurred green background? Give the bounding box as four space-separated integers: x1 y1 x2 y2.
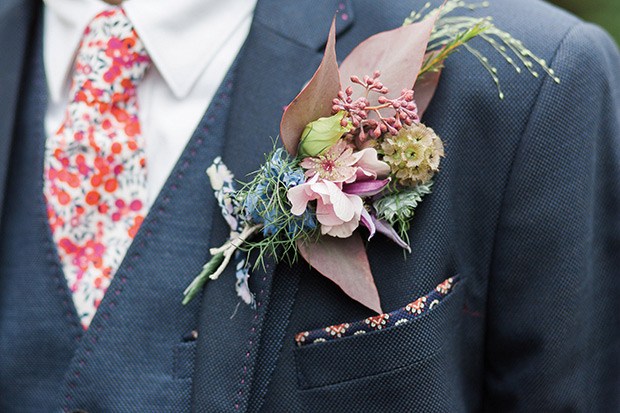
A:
549 0 620 45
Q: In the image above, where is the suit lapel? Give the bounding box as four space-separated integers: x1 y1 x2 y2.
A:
0 0 37 228
220 0 354 179
191 1 353 410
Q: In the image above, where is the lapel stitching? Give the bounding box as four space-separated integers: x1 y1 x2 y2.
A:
201 1 356 410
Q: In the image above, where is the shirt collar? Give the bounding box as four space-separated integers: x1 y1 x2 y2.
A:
44 0 257 103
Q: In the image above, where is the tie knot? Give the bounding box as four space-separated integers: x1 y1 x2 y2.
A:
71 8 151 105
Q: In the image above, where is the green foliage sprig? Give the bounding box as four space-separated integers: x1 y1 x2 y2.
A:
373 181 434 244
406 1 560 98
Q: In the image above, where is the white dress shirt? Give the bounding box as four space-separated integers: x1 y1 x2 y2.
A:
43 0 257 206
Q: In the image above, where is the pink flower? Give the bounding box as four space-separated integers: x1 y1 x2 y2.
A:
353 146 391 180
289 141 391 237
301 140 358 182
288 176 364 238
291 142 391 238
301 140 390 183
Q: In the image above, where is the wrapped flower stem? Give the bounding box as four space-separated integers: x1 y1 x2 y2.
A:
182 223 262 305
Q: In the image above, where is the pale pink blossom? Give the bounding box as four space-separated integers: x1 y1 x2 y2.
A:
301 140 358 182
291 142 391 238
288 176 364 238
301 140 390 183
352 147 391 180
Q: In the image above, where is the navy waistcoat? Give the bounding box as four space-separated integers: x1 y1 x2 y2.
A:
0 14 238 412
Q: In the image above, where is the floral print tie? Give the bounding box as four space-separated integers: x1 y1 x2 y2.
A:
44 8 150 329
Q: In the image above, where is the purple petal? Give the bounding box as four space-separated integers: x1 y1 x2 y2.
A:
343 178 390 197
374 218 411 252
360 208 376 240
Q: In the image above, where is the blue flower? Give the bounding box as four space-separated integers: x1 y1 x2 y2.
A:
244 149 316 237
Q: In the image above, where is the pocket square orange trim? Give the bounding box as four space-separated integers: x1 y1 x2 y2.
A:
295 276 460 347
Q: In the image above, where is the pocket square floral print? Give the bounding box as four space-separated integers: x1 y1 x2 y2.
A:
183 1 557 312
295 276 460 347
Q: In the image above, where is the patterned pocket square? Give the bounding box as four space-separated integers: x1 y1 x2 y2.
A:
295 275 460 347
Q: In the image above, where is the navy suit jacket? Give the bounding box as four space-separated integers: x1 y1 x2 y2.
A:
1 0 619 411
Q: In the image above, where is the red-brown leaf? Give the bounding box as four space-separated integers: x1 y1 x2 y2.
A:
414 67 442 118
280 16 341 156
298 233 382 314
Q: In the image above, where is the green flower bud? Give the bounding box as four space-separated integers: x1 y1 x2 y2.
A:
297 111 352 158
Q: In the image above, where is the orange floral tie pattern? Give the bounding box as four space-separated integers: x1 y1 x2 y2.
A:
43 8 150 329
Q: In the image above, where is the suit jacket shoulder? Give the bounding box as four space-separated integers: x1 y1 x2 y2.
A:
227 1 620 411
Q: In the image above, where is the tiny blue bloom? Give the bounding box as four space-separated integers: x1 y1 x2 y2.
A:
244 148 316 237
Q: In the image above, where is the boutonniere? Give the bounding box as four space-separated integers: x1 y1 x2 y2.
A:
183 1 558 312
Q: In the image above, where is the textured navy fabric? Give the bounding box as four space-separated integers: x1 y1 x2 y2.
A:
1 0 619 412
0 0 34 227
0 11 79 410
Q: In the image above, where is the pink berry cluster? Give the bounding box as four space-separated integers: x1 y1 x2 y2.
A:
332 71 420 143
